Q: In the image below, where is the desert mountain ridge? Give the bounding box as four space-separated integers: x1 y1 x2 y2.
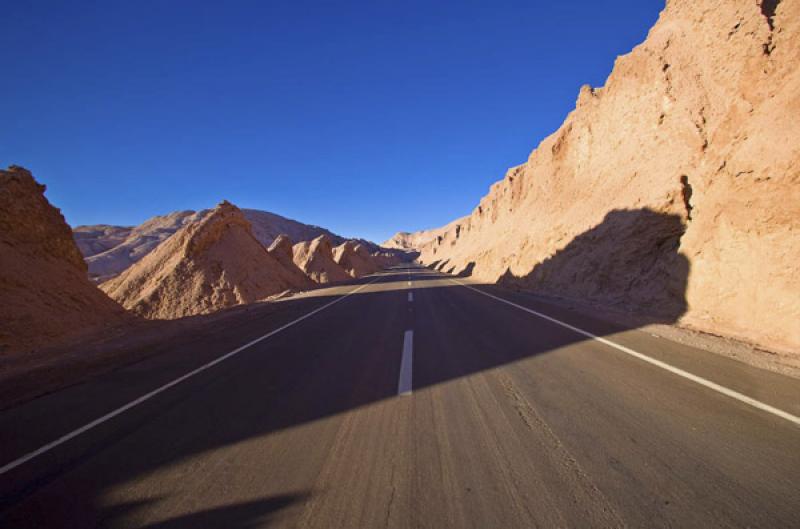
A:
389 0 800 353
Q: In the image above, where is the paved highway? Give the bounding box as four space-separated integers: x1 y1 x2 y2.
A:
1 265 799 527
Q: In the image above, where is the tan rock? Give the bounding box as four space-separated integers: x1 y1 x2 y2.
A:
333 240 381 277
405 0 800 353
101 201 310 319
292 235 351 284
267 235 316 289
74 208 346 282
0 167 129 353
75 210 209 282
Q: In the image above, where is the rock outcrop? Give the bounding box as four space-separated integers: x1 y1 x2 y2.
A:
101 201 310 319
267 235 316 289
406 0 800 353
292 235 351 284
333 241 381 277
0 167 129 352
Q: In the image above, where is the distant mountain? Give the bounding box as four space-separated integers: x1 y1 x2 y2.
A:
74 208 350 282
74 210 209 282
240 209 345 248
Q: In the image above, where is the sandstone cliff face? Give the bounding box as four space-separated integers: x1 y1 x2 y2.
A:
292 235 351 284
101 201 309 319
333 241 381 277
410 0 800 352
0 167 128 352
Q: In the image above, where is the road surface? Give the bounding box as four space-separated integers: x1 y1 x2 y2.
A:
1 265 799 527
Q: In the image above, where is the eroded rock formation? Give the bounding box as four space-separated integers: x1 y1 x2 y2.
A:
292 235 352 284
333 240 381 277
75 208 347 282
405 0 800 352
268 234 316 289
101 201 310 319
0 167 129 352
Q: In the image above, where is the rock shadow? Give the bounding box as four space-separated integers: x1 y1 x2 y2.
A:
497 208 689 323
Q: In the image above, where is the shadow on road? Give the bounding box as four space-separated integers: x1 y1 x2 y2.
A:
136 494 308 529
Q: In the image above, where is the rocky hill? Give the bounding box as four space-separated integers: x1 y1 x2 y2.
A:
402 0 800 353
75 210 209 282
101 201 311 319
267 235 316 289
0 167 129 352
75 208 347 282
333 240 381 277
292 235 352 284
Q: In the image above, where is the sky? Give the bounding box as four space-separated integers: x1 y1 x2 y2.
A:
1 1 664 243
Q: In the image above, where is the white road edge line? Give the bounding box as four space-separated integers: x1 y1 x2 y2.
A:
0 276 384 476
408 292 413 302
450 278 800 427
398 330 414 396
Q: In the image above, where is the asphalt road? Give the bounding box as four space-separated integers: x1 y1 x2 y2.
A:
1 265 799 528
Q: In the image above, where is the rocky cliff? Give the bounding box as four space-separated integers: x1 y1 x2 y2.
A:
406 0 800 352
0 167 129 352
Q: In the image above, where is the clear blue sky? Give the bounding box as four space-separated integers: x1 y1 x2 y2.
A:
1 1 663 243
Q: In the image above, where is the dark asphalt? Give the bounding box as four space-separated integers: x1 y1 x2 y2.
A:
1 265 798 528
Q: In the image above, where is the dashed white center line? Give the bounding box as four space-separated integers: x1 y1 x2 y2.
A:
398 330 413 396
408 292 413 302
